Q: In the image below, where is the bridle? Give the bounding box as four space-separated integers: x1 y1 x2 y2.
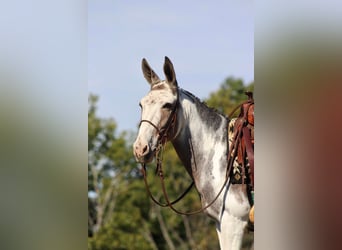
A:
138 88 249 215
138 88 194 207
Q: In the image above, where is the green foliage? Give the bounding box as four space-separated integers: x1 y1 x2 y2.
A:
205 77 254 117
88 94 139 242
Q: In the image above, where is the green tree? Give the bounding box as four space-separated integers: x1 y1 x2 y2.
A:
205 77 254 116
88 95 152 249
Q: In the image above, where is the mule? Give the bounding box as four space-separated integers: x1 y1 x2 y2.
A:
133 57 251 250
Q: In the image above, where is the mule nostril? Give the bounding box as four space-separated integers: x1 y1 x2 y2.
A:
142 145 148 155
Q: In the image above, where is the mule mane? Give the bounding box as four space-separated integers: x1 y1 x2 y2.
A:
181 89 227 117
180 88 228 130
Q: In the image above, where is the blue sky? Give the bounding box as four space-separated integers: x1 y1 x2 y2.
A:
88 1 254 132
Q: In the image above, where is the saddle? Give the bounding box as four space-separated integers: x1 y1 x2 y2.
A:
237 92 254 189
229 92 254 224
230 92 254 188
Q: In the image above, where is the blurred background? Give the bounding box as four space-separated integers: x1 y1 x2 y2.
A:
0 1 87 250
1 0 342 250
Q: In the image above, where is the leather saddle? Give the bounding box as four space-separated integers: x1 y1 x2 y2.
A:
237 91 254 188
228 91 255 225
230 92 254 189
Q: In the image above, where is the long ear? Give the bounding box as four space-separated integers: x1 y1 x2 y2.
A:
142 58 161 85
163 56 178 88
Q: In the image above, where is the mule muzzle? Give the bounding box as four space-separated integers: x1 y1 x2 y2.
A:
133 141 155 163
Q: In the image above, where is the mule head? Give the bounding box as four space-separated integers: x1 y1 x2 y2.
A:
133 57 178 163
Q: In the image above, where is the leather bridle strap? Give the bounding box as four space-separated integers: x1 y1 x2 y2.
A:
140 164 194 207
139 119 161 135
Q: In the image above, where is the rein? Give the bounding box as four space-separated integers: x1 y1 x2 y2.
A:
139 89 252 215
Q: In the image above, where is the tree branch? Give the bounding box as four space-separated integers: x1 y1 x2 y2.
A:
154 204 176 250
182 215 198 250
141 220 158 250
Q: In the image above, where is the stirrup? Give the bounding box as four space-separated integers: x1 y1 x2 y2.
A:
249 205 254 224
249 190 254 224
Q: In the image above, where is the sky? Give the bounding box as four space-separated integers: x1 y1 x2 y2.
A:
88 1 254 132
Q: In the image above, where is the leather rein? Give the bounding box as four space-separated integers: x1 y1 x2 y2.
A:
139 89 250 215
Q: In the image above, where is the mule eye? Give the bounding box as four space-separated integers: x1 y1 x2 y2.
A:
162 103 173 110
139 103 142 108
